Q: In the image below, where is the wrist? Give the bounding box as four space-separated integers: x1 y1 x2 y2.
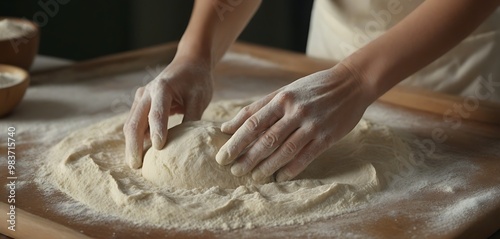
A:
175 36 215 70
335 59 379 106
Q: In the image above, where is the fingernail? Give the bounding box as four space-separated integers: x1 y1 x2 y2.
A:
231 163 245 176
276 171 291 182
153 133 162 150
220 122 227 132
220 122 228 132
216 150 229 165
252 168 265 181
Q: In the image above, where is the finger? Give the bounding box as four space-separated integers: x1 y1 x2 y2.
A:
124 94 151 169
124 87 145 132
216 101 283 166
148 91 171 150
275 140 325 182
251 127 312 181
230 116 299 177
221 94 275 134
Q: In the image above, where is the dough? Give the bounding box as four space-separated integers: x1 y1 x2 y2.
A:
38 99 421 231
142 121 273 189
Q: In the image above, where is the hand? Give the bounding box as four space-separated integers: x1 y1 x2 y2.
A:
124 57 213 169
215 63 374 182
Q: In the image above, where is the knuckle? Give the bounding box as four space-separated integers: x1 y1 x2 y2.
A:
318 133 335 146
151 84 167 98
240 106 253 118
134 87 145 99
294 104 309 118
308 124 321 135
150 81 172 99
123 121 139 135
261 132 279 149
276 91 295 104
148 110 162 122
281 141 298 157
245 116 260 132
151 78 165 88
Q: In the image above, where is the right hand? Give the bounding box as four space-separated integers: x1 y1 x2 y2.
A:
123 57 213 169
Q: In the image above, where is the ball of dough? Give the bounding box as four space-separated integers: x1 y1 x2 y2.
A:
142 121 273 189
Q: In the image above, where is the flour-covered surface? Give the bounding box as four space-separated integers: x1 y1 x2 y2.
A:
36 102 422 232
0 52 499 238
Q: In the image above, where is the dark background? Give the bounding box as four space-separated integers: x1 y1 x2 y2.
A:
0 0 313 60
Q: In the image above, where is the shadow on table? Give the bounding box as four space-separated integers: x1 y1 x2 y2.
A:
4 99 76 121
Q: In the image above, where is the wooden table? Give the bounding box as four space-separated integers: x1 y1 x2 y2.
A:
1 42 499 239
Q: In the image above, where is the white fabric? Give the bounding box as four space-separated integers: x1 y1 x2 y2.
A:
307 0 500 102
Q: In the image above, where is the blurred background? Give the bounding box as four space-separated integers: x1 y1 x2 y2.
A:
0 0 313 60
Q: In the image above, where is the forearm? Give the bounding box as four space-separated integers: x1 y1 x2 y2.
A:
345 0 500 101
175 0 261 69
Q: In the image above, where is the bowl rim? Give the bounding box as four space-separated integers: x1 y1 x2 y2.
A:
0 17 40 43
0 63 30 89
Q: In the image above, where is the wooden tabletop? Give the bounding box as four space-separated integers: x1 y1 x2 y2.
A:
1 42 499 239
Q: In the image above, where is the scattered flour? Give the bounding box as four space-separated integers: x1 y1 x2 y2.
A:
427 190 500 237
436 191 498 225
37 99 420 231
0 52 497 237
0 19 35 41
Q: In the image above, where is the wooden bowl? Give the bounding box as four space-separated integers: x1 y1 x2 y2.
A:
0 64 30 117
0 17 40 71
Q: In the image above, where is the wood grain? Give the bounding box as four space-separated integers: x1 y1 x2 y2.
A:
0 203 91 239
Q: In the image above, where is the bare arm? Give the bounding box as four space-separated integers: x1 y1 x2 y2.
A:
176 0 262 69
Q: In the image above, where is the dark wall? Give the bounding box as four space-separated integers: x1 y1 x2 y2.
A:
0 0 313 61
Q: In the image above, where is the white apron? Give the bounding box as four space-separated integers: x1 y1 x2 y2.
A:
307 0 500 103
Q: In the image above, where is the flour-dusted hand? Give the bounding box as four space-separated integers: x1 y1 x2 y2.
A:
124 58 213 169
121 0 262 169
216 63 376 182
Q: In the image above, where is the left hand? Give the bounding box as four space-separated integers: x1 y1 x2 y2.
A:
215 63 374 182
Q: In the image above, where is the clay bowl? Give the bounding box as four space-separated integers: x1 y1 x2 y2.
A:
0 17 40 71
0 64 30 117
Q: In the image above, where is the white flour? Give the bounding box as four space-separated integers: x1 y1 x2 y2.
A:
0 19 35 41
1 52 498 237
36 99 420 231
0 72 23 88
430 190 500 232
